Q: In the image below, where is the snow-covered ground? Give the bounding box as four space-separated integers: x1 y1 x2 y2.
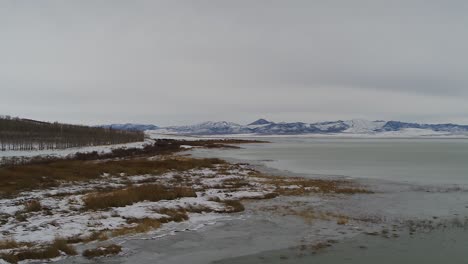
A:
0 163 278 246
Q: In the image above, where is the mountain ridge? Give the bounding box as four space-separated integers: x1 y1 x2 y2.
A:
153 119 468 136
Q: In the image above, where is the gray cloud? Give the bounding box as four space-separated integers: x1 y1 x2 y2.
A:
1 0 468 125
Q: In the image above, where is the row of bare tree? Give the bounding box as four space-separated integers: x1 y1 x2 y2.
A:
0 116 144 151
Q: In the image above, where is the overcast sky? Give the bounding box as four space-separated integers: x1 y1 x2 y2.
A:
1 1 468 126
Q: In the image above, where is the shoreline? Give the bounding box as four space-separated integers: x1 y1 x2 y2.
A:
0 139 371 263
186 147 468 263
2 139 467 263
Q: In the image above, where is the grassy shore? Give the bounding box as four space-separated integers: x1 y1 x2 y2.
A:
0 139 371 263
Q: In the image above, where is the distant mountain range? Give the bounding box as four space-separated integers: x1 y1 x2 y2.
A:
100 119 468 136
152 119 468 136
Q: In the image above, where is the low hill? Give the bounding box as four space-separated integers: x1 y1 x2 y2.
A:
99 123 159 131
0 116 144 151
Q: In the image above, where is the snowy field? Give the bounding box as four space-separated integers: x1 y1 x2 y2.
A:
0 164 275 244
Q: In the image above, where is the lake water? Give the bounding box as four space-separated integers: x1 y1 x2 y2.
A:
215 227 468 264
55 137 468 264
193 138 468 186
191 137 468 264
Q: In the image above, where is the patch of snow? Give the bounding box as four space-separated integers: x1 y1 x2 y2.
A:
344 119 386 134
180 145 193 149
113 203 168 219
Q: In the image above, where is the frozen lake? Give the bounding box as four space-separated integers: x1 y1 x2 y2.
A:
55 137 468 263
192 137 468 185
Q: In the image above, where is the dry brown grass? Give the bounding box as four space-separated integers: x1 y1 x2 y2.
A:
0 254 18 264
257 203 357 225
221 200 245 213
0 239 19 250
110 210 195 238
155 208 190 222
83 184 197 210
250 173 372 196
82 244 122 258
66 231 109 244
0 238 76 263
336 216 349 225
0 157 224 197
294 210 322 224
310 242 333 252
111 218 162 237
111 209 193 238
207 197 245 212
221 178 251 189
24 200 42 212
51 238 77 255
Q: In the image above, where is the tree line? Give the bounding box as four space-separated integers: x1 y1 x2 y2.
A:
0 115 144 151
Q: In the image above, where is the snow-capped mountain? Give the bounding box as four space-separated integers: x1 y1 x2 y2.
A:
162 121 250 135
99 123 159 131
248 119 273 126
380 121 468 133
152 119 468 136
343 119 387 133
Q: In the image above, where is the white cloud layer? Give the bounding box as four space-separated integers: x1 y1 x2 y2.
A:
1 1 467 125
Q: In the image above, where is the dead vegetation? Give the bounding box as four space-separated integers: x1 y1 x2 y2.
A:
336 216 349 225
249 173 373 195
0 238 76 264
0 138 261 196
221 200 246 213
110 218 163 237
259 204 379 226
0 139 266 167
0 138 376 264
0 239 20 250
82 244 122 258
10 200 44 223
67 231 109 244
0 156 224 197
83 184 197 210
23 200 42 212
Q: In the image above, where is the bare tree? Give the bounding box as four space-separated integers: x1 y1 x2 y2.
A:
0 116 144 151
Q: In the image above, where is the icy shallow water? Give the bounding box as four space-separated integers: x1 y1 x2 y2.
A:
189 138 468 263
191 137 468 185
216 227 468 264
55 138 468 263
